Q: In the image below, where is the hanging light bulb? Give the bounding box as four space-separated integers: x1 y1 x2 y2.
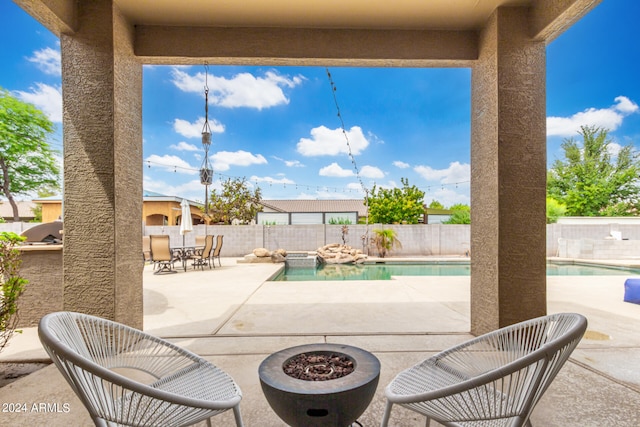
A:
200 63 214 221
200 63 213 187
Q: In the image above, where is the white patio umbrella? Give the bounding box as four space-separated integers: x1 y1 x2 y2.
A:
179 198 193 246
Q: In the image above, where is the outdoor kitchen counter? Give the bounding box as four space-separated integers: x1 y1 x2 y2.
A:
15 244 63 328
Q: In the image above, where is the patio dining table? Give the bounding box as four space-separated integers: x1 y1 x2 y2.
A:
171 245 204 272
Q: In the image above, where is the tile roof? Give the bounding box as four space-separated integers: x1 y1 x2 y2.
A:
0 201 37 219
260 199 367 216
32 191 202 207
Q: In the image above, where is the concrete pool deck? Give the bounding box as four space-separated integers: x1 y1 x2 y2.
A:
1 257 640 426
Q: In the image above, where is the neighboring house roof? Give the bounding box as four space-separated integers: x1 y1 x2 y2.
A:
31 195 62 203
0 200 37 219
260 199 368 217
33 191 203 207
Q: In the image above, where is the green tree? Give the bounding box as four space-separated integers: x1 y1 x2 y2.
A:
547 125 640 216
207 177 263 224
0 89 59 221
367 178 425 224
546 197 567 224
442 203 471 224
428 200 445 209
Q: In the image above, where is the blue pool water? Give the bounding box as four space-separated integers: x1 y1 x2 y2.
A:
270 261 640 281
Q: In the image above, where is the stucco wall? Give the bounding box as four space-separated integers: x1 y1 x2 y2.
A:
15 245 63 328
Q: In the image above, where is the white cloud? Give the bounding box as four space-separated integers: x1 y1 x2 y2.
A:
173 117 224 138
14 83 62 123
360 165 384 179
211 150 267 171
296 191 351 200
297 125 369 156
425 187 470 208
144 154 197 175
613 96 639 114
171 68 305 110
369 180 397 191
393 161 410 169
368 131 384 145
346 182 366 192
27 47 61 76
607 142 623 157
250 175 295 185
272 155 305 168
170 141 199 152
285 159 304 167
319 162 354 177
414 161 470 184
547 96 638 137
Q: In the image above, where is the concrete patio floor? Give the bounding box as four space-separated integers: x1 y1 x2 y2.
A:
1 257 640 426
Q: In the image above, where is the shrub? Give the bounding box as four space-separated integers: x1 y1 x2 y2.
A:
328 217 352 225
0 232 27 353
370 228 402 258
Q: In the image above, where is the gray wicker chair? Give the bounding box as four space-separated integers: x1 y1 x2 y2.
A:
381 312 587 427
39 311 244 426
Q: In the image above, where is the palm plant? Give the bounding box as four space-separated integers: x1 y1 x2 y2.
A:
371 228 402 258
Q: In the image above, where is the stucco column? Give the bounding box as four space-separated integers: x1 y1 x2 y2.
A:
61 0 143 328
470 7 547 335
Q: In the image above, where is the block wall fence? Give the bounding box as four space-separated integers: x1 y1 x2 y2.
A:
143 223 639 258
4 222 639 258
9 223 639 327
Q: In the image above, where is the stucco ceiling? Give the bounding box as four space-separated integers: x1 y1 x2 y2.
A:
115 0 531 30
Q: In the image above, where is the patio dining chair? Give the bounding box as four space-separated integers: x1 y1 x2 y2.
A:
192 235 215 270
39 311 244 427
149 234 176 274
381 312 587 427
142 235 151 265
211 235 223 268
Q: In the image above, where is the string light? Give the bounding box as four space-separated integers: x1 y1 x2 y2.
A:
143 67 470 202
142 158 469 196
326 68 368 196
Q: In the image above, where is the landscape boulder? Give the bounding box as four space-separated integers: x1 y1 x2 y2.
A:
316 244 367 264
253 247 272 257
271 252 286 263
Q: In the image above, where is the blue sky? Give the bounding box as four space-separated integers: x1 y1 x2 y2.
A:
1 0 639 207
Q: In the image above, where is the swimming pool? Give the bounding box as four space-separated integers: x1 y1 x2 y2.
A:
270 261 640 281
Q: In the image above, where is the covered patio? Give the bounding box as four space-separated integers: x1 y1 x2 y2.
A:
1 259 639 425
12 0 604 334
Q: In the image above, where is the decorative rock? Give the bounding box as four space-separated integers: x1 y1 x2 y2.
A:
354 254 368 263
238 253 274 264
253 247 272 257
317 244 367 265
271 252 286 263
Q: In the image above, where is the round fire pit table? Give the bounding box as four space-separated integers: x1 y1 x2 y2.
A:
259 343 380 427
